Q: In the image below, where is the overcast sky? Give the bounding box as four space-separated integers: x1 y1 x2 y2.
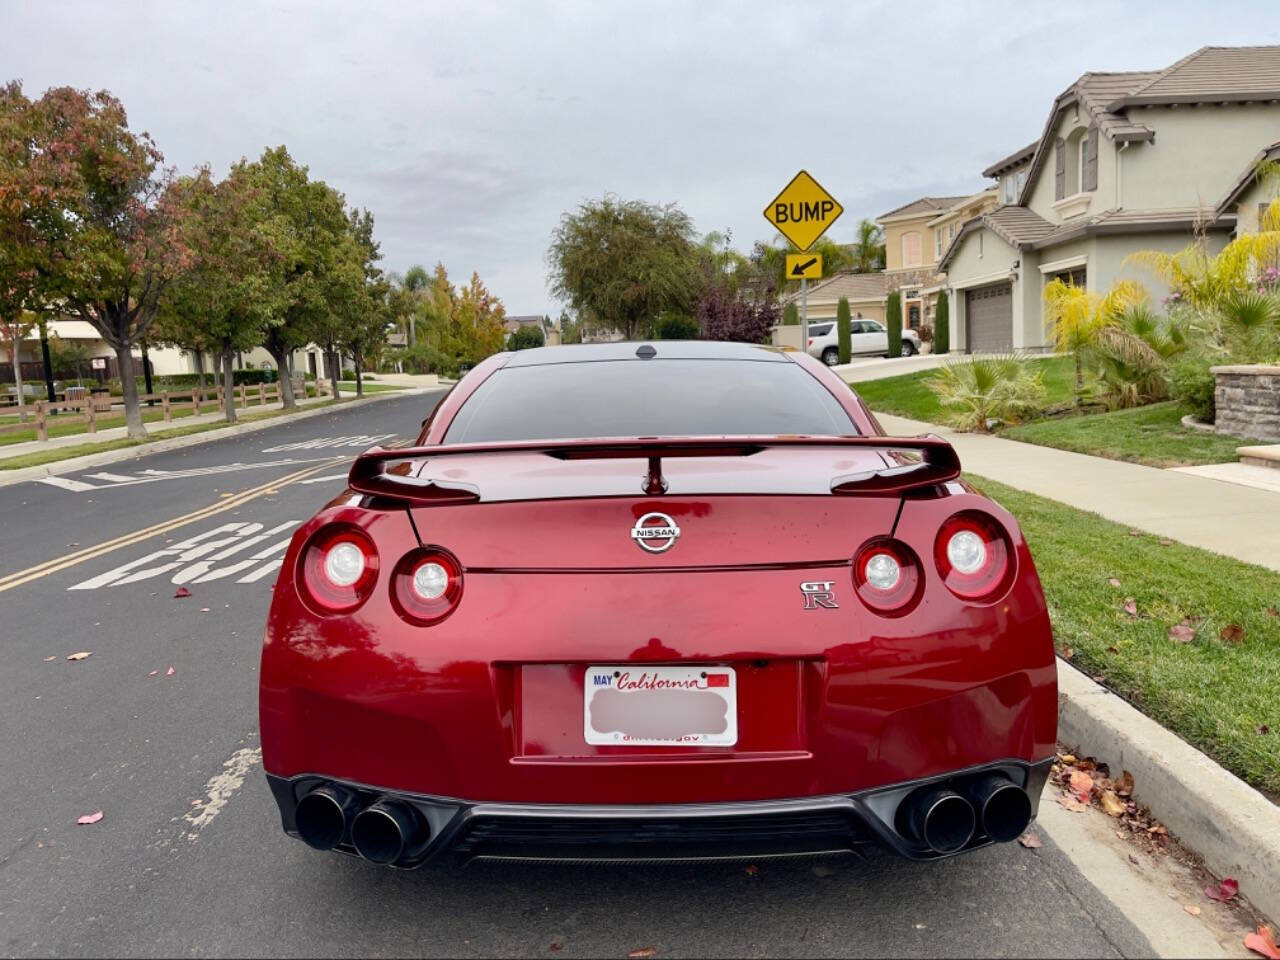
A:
3 1 1276 315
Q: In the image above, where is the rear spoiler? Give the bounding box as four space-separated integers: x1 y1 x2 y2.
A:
347 435 961 502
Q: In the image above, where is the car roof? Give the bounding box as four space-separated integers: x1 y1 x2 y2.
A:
501 340 791 367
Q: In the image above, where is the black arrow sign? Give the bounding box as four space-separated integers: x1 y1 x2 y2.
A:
791 257 818 277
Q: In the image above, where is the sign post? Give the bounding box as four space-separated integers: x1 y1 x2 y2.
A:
763 171 843 354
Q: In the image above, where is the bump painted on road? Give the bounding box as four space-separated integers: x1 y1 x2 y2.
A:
183 746 263 840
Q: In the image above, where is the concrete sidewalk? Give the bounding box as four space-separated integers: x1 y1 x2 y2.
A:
876 411 1280 573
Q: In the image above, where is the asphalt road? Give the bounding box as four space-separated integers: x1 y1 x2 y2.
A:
0 391 1154 958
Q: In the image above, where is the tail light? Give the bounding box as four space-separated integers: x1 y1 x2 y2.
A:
934 512 1013 601
852 538 921 615
300 525 379 613
391 548 463 625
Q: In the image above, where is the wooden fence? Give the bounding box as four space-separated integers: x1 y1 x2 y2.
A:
0 379 329 443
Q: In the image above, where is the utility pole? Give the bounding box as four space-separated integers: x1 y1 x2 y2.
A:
800 276 808 351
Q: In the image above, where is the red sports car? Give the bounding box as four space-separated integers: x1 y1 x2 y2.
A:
260 341 1056 867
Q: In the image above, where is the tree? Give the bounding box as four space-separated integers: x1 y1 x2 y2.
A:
0 315 33 419
886 291 903 358
342 276 393 397
0 82 39 421
21 87 190 439
548 196 700 339
654 311 700 339
849 218 886 272
696 264 780 343
558 309 581 344
749 235 855 295
835 297 852 364
1042 278 1145 406
782 302 799 326
509 324 545 350
934 290 950 355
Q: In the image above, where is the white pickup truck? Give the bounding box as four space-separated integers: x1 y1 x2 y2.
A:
806 319 921 365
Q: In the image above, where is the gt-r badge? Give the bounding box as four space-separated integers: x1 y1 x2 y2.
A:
800 580 838 609
630 512 681 553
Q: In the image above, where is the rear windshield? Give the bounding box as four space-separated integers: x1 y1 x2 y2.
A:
443 358 856 443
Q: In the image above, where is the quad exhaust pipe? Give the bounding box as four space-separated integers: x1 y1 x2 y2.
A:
294 785 429 864
901 773 1032 853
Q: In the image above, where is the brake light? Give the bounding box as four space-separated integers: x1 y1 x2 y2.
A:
852 538 921 615
935 512 1012 601
300 525 379 613
807 339 814 346
391 548 463 625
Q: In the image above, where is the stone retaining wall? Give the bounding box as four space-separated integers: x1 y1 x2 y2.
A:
1212 364 1280 441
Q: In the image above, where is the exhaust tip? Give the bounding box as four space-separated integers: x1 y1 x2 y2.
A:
971 774 1033 843
904 787 975 855
351 800 423 865
295 785 354 851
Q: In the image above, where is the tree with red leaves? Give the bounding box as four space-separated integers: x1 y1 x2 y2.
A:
0 81 41 421
696 265 780 344
18 86 190 439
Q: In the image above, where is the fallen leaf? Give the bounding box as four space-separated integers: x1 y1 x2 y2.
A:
1205 877 1240 902
1219 624 1245 645
166 667 175 676
549 944 563 953
1100 791 1126 817
1116 771 1134 797
76 811 103 825
1068 770 1094 800
1058 795 1088 813
1184 904 1201 916
200 607 211 613
67 651 92 661
1059 754 1077 765
1169 621 1197 643
1091 674 1107 683
43 656 56 662
1060 647 1074 660
1017 831 1042 848
1267 607 1279 619
1105 645 1120 655
173 586 191 599
148 670 158 677
1123 597 1138 618
1245 926 1280 960
1108 578 1121 587
1260 725 1271 735
628 949 657 960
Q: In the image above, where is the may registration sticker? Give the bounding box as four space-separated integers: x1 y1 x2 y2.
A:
584 666 738 747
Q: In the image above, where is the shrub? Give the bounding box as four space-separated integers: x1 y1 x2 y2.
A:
934 291 949 354
509 325 547 350
653 312 700 340
341 369 357 381
886 291 902 357
1170 356 1216 422
925 355 1047 432
836 297 852 364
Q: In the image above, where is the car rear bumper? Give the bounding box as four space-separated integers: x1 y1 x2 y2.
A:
267 757 1053 867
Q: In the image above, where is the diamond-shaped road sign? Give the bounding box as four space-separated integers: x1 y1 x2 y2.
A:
785 253 822 281
763 170 843 252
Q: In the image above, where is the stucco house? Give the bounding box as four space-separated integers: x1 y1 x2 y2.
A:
875 190 998 332
777 272 889 326
939 45 1280 353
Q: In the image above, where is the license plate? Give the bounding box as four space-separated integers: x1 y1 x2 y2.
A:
583 666 738 747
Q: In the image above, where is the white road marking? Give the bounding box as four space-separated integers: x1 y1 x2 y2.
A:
36 457 330 493
261 433 396 453
299 473 351 485
183 746 263 840
70 521 299 590
36 476 98 492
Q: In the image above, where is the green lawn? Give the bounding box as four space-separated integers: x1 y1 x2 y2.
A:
973 475 1280 796
336 381 405 394
851 355 1075 422
0 400 337 470
1002 402 1251 468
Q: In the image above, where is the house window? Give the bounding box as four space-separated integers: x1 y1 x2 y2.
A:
1016 169 1027 195
1078 140 1089 195
901 231 922 267
1049 267 1087 288
935 229 943 258
978 233 984 257
948 223 955 241
1003 176 1016 204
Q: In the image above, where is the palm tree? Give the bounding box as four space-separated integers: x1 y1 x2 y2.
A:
849 219 885 273
925 355 1047 432
1042 278 1145 405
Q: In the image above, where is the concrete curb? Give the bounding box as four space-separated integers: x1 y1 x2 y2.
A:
1057 657 1280 922
0 389 428 488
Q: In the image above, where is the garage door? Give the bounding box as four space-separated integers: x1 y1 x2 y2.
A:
965 283 1012 353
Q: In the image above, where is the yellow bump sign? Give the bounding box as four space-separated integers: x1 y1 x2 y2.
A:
764 170 843 252
785 253 822 281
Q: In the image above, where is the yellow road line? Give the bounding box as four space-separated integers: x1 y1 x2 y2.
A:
0 458 345 594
